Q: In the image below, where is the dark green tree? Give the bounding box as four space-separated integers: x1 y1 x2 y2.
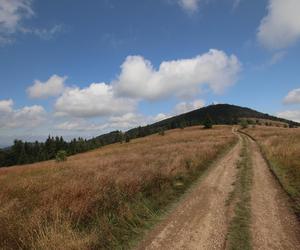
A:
203 115 213 129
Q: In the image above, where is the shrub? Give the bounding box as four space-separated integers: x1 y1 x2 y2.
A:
158 128 165 136
240 119 248 129
55 150 67 162
203 115 213 129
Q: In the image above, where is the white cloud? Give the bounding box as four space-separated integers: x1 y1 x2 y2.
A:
174 99 205 114
283 88 300 104
0 0 62 45
27 75 67 99
178 0 200 12
0 99 13 113
0 0 33 43
153 113 170 122
108 113 147 129
55 113 148 132
257 0 300 50
55 83 136 118
0 99 46 128
0 0 33 32
114 49 241 100
277 110 300 122
153 99 205 122
55 120 108 132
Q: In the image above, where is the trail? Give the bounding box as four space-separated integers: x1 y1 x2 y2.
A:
249 136 300 250
136 129 300 250
136 130 242 250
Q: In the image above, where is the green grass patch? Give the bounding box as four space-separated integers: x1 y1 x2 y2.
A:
226 137 253 250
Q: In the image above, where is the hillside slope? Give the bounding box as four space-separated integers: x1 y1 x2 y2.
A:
126 104 299 138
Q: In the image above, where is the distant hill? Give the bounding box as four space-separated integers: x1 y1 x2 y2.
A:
126 104 299 138
1 104 299 168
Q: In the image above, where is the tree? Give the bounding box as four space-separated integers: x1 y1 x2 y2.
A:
179 121 186 129
55 150 67 162
203 115 213 129
124 133 130 143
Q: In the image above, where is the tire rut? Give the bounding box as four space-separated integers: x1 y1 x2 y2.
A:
248 136 300 250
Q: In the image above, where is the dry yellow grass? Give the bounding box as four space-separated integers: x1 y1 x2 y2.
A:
0 126 236 249
245 126 300 216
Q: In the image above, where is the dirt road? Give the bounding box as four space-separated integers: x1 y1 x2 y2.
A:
136 130 300 250
249 137 300 250
136 131 242 250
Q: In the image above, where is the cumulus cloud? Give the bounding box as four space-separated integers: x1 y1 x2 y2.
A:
283 88 300 104
257 0 300 50
174 99 205 114
0 99 13 113
27 75 67 99
55 83 136 118
277 110 300 122
114 49 241 100
0 99 46 128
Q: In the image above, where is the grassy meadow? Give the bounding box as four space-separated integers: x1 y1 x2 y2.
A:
0 126 236 250
245 126 300 217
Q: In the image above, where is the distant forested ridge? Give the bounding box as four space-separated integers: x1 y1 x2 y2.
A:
0 104 298 168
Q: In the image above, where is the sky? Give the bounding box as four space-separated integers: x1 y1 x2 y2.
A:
1 0 300 146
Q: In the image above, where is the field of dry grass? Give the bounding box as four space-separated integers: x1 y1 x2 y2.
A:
244 126 300 216
0 126 236 250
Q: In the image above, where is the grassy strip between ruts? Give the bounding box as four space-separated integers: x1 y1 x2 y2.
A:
226 135 253 250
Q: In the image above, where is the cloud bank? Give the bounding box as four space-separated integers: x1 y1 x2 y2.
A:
0 99 46 128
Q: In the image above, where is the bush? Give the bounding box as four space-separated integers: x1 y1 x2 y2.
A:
55 150 67 162
158 128 165 136
203 115 213 129
240 119 248 129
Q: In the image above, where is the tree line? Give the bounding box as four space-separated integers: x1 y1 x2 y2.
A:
0 131 125 167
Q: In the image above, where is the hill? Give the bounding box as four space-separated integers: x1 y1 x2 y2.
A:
126 104 299 138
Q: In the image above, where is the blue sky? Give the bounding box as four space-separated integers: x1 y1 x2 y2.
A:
1 0 300 146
